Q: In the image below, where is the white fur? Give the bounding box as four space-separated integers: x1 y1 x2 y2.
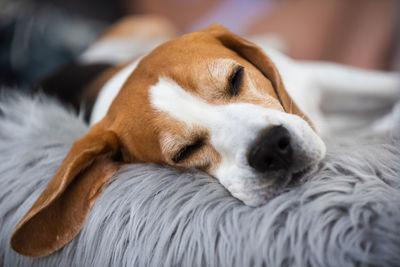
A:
370 101 400 135
150 78 326 206
263 49 325 132
260 48 400 134
90 57 143 125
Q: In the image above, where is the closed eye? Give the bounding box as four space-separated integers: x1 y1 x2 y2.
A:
172 139 204 163
228 65 244 96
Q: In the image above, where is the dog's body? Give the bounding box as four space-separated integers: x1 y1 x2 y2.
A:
12 17 400 257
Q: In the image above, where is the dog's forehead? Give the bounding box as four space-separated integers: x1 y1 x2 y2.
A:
155 32 235 58
133 32 278 102
138 32 243 76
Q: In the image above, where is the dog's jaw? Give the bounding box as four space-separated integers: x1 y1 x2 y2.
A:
150 77 326 206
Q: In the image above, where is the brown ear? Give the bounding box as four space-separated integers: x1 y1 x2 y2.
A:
203 24 314 129
10 123 120 257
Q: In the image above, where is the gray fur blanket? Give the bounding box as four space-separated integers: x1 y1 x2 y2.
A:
1 93 400 267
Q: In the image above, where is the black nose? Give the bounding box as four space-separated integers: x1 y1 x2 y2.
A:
247 125 293 173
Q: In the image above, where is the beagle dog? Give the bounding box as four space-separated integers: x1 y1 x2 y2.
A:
11 16 400 258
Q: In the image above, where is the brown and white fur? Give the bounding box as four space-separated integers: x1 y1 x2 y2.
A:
11 16 400 258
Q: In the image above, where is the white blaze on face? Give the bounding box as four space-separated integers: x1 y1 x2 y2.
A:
150 78 326 206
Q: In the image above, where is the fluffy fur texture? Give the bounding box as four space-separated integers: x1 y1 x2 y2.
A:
0 93 400 266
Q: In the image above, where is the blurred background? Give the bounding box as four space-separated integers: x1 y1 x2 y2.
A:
0 0 399 89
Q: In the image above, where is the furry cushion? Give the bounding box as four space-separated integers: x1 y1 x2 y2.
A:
0 93 400 267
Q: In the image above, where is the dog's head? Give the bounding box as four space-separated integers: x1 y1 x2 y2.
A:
11 25 325 257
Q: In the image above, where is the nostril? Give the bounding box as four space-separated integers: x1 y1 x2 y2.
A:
264 156 274 168
278 136 290 151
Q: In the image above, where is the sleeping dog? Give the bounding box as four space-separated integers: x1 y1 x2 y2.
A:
11 16 399 257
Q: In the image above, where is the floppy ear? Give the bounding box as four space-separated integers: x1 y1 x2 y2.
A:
10 123 120 257
203 24 314 129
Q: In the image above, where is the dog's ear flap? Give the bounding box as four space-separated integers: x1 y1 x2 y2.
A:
203 24 314 129
10 123 120 257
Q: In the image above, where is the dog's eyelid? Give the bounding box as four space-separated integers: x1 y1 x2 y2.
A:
228 65 244 96
172 139 204 163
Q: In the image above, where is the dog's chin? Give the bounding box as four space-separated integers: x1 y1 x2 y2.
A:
238 162 319 207
287 163 317 187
